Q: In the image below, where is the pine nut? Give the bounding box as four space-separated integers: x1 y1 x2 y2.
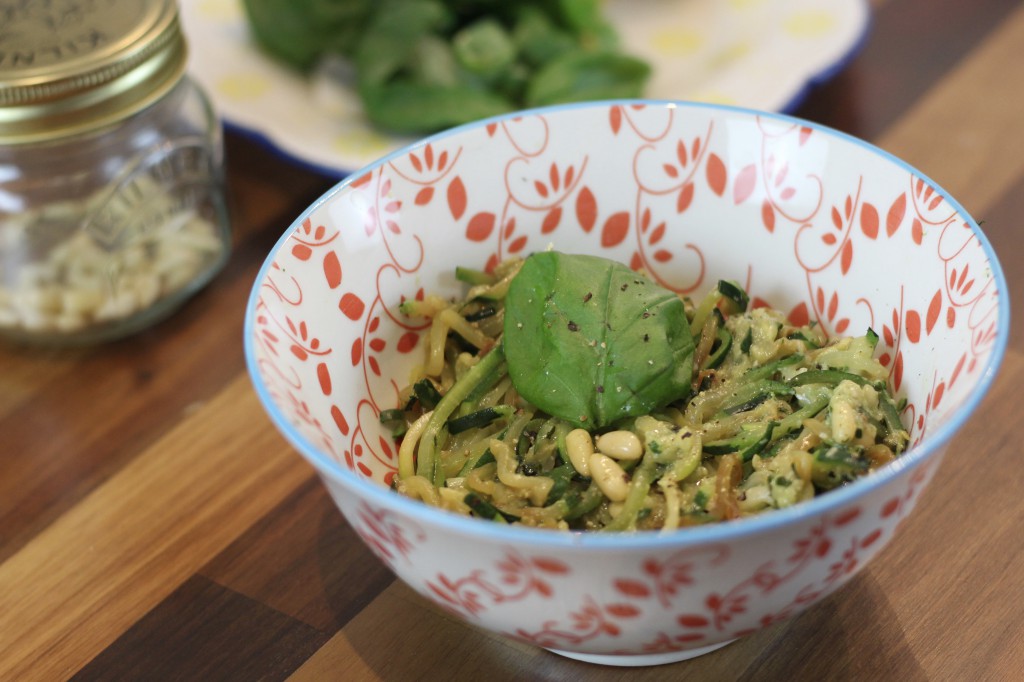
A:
55 312 87 332
565 428 594 477
589 453 630 502
134 272 162 308
62 287 104 315
19 308 56 331
0 180 226 337
595 430 644 460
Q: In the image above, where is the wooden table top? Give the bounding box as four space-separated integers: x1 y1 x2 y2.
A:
3 0 1022 679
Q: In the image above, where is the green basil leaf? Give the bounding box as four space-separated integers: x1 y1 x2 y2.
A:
511 6 576 67
524 50 650 107
359 81 512 134
355 0 453 87
243 0 652 135
452 18 516 78
241 0 375 71
503 252 693 429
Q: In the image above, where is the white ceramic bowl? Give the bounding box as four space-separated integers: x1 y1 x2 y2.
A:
244 101 1009 666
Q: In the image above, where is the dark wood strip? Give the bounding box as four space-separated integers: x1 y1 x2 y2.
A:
793 0 1021 139
201 477 396 633
71 575 330 682
291 582 548 682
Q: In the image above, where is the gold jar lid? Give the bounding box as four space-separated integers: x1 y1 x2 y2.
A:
0 0 187 144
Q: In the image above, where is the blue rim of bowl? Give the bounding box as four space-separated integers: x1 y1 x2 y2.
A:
243 98 1010 551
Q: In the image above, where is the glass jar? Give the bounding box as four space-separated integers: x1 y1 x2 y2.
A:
0 0 231 345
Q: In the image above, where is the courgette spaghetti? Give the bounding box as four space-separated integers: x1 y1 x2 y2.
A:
383 254 909 532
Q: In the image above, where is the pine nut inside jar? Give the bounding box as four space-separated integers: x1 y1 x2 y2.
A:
0 0 231 345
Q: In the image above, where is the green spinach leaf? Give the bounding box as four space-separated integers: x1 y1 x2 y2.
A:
241 0 650 134
241 0 375 71
525 51 650 107
355 1 453 87
359 82 512 134
503 252 694 429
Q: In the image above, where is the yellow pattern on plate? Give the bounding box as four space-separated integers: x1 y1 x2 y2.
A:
332 130 393 158
651 29 707 57
785 11 838 38
216 74 272 100
197 0 236 21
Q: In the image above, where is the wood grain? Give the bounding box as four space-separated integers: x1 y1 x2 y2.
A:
0 378 313 680
2 0 1022 679
876 2 1024 210
794 0 1021 139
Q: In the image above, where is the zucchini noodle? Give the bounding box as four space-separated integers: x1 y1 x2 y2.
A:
385 257 910 531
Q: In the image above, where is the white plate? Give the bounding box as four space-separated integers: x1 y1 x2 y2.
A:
179 0 870 178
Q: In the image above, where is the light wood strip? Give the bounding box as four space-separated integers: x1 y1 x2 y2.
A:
0 376 314 681
876 2 1024 212
864 352 1024 679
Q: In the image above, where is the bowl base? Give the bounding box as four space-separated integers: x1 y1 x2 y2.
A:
546 639 736 667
